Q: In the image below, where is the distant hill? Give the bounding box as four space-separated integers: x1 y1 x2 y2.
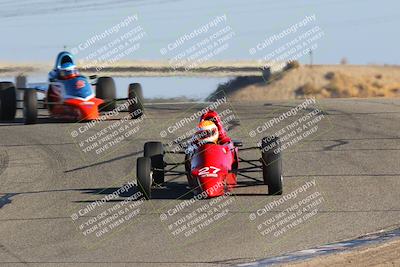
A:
207 64 400 101
0 61 267 77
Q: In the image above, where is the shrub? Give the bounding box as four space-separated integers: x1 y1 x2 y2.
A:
295 82 320 96
325 71 335 80
284 60 300 71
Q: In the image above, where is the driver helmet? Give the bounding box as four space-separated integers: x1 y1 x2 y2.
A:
194 120 219 145
59 62 79 79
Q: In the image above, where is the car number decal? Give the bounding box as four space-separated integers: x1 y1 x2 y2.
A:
198 166 221 177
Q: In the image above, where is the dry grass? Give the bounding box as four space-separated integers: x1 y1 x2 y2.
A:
298 70 400 98
227 65 400 101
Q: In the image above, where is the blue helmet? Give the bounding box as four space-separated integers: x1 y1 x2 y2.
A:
59 62 79 79
55 51 76 68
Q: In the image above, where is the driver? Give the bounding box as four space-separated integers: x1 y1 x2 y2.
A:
186 110 232 154
57 62 79 80
192 120 219 147
48 62 80 81
199 109 231 144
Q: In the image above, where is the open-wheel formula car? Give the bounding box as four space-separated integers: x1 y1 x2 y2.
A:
0 51 144 124
136 136 283 200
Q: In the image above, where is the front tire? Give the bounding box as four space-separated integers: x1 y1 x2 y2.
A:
261 136 283 195
23 89 37 125
128 83 144 119
137 157 152 200
144 141 164 185
0 82 17 121
96 77 116 112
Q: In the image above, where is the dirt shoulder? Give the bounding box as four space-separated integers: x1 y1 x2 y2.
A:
286 238 400 267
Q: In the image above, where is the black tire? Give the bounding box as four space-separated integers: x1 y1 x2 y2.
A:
261 136 283 195
137 157 152 200
23 89 37 125
144 141 164 185
128 83 144 119
0 82 17 121
96 77 116 112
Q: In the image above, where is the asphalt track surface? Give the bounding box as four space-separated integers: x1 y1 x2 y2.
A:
0 98 399 266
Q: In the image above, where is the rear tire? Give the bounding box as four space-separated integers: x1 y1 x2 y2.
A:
261 136 283 195
137 157 152 199
23 89 37 125
96 77 116 112
0 82 17 121
144 141 164 185
128 83 144 119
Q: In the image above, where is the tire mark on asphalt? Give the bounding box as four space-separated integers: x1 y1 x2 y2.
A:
0 242 28 265
322 139 349 151
21 132 68 182
0 150 9 178
64 150 142 173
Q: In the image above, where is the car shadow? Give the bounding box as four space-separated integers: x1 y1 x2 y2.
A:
73 181 272 201
0 193 17 209
73 181 193 202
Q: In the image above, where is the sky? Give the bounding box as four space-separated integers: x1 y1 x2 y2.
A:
0 0 399 65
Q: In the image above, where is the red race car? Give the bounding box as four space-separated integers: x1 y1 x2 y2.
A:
136 110 283 199
0 51 144 124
